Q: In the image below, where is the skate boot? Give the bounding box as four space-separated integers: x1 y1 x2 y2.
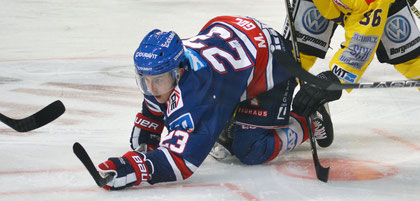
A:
311 103 334 148
210 119 235 160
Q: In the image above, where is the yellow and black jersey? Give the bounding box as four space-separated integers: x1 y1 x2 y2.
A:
283 0 420 88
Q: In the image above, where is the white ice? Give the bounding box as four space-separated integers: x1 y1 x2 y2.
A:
1 0 420 200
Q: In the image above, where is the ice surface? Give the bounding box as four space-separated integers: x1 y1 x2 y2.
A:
1 0 420 200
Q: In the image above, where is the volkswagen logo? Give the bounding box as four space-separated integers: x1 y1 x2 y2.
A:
385 15 411 43
302 6 329 34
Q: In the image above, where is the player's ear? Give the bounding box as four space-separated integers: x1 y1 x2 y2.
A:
179 68 185 75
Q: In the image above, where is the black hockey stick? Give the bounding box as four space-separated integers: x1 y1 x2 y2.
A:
0 100 65 132
284 0 329 182
73 142 114 188
284 0 301 63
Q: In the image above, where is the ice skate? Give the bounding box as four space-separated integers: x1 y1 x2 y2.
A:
311 103 334 148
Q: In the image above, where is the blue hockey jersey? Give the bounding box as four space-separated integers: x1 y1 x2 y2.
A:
140 16 294 184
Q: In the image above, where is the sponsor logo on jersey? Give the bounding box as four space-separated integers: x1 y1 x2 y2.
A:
277 80 291 121
385 15 411 43
166 86 183 116
333 0 351 10
332 64 358 83
339 32 377 70
390 36 420 55
302 7 329 34
347 44 372 61
338 55 363 70
296 31 328 47
237 107 268 117
169 113 195 132
350 33 378 43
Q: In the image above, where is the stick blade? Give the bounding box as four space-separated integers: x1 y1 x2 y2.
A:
73 142 113 187
0 100 65 132
32 100 66 129
316 165 330 182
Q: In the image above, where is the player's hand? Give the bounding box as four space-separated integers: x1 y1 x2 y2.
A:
97 151 151 190
130 113 164 152
293 71 342 117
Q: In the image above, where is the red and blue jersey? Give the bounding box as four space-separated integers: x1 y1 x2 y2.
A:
140 16 294 184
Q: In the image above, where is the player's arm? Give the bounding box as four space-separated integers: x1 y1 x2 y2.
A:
97 129 202 190
98 102 230 190
130 97 165 152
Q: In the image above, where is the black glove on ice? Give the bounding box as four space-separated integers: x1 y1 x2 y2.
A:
293 71 342 118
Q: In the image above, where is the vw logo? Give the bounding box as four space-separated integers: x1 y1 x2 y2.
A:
302 6 329 34
385 15 411 43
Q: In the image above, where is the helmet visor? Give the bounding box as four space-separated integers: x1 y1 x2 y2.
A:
135 68 179 96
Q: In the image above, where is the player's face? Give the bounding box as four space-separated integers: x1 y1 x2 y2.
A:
143 72 175 103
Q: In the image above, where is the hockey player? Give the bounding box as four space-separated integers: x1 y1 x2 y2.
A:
283 0 420 90
96 16 342 190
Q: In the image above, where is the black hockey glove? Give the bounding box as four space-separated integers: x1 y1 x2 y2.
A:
292 71 342 118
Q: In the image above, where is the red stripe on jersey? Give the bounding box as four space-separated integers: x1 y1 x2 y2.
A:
246 25 269 98
169 151 193 179
266 130 281 162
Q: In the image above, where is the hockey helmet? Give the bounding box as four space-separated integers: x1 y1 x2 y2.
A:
134 29 185 96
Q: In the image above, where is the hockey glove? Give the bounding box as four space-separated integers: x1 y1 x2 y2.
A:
130 113 164 152
97 151 151 190
293 71 342 118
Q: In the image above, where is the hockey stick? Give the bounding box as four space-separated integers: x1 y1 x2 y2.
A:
284 0 329 182
284 0 301 63
73 142 114 187
0 100 65 132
